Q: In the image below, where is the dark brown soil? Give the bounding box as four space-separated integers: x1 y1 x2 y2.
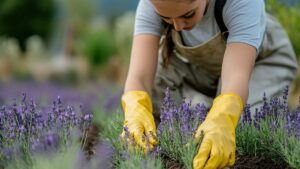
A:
233 155 291 169
82 123 101 159
163 157 184 169
162 154 292 169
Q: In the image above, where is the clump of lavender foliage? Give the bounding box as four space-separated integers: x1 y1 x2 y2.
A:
0 93 93 167
237 86 300 168
116 126 163 169
100 110 163 169
157 88 207 169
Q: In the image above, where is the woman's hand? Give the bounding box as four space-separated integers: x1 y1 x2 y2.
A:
121 91 158 150
193 93 243 169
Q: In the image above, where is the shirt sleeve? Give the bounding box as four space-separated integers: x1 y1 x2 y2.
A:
223 0 266 52
134 0 164 37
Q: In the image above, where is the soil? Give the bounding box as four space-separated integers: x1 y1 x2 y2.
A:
163 154 292 169
82 123 102 159
233 155 291 169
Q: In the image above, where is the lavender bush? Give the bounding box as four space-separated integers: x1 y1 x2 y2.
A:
100 111 163 169
0 93 93 168
157 88 207 169
280 134 300 168
237 86 300 168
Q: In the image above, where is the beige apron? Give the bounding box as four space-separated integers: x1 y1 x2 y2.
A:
153 14 298 118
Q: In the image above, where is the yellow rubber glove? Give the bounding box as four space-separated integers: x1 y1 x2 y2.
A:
193 93 243 169
121 91 158 150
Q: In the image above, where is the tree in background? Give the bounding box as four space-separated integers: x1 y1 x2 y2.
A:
266 0 300 108
61 0 95 56
266 0 300 58
0 0 55 51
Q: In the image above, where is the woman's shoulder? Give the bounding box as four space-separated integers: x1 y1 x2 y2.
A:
222 0 266 52
137 0 157 15
223 0 265 15
222 0 266 28
134 0 163 36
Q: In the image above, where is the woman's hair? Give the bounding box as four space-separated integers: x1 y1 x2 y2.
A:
160 22 174 69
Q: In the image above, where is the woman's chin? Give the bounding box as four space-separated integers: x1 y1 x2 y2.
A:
183 26 194 31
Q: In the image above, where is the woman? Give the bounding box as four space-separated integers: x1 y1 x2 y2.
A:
121 0 298 168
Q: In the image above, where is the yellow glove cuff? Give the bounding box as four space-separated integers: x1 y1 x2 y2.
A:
207 93 244 128
121 90 153 115
214 93 244 111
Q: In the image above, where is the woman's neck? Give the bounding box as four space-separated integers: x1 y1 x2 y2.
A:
204 0 210 15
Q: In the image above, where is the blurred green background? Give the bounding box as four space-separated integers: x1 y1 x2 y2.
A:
0 0 299 105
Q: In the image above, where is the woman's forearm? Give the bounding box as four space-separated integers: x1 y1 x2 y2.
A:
124 76 153 96
221 42 257 105
123 34 160 96
221 75 250 105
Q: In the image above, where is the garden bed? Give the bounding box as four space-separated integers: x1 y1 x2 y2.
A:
100 87 300 169
0 84 299 169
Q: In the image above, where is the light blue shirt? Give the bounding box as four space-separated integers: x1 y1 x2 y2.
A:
134 0 266 51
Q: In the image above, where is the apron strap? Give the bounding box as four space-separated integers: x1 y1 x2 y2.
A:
214 0 229 41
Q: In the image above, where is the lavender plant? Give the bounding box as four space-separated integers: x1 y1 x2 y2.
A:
0 93 93 168
101 110 163 169
237 86 300 168
279 106 300 168
157 88 207 169
280 134 300 168
118 126 163 169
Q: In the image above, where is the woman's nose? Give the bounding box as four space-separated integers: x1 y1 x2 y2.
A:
172 19 185 31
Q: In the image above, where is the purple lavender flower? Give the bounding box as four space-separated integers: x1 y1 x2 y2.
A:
194 103 208 124
282 85 289 113
180 99 191 137
242 104 252 124
122 126 136 148
285 110 300 138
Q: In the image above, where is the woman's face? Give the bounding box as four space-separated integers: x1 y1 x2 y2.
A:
151 0 208 31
